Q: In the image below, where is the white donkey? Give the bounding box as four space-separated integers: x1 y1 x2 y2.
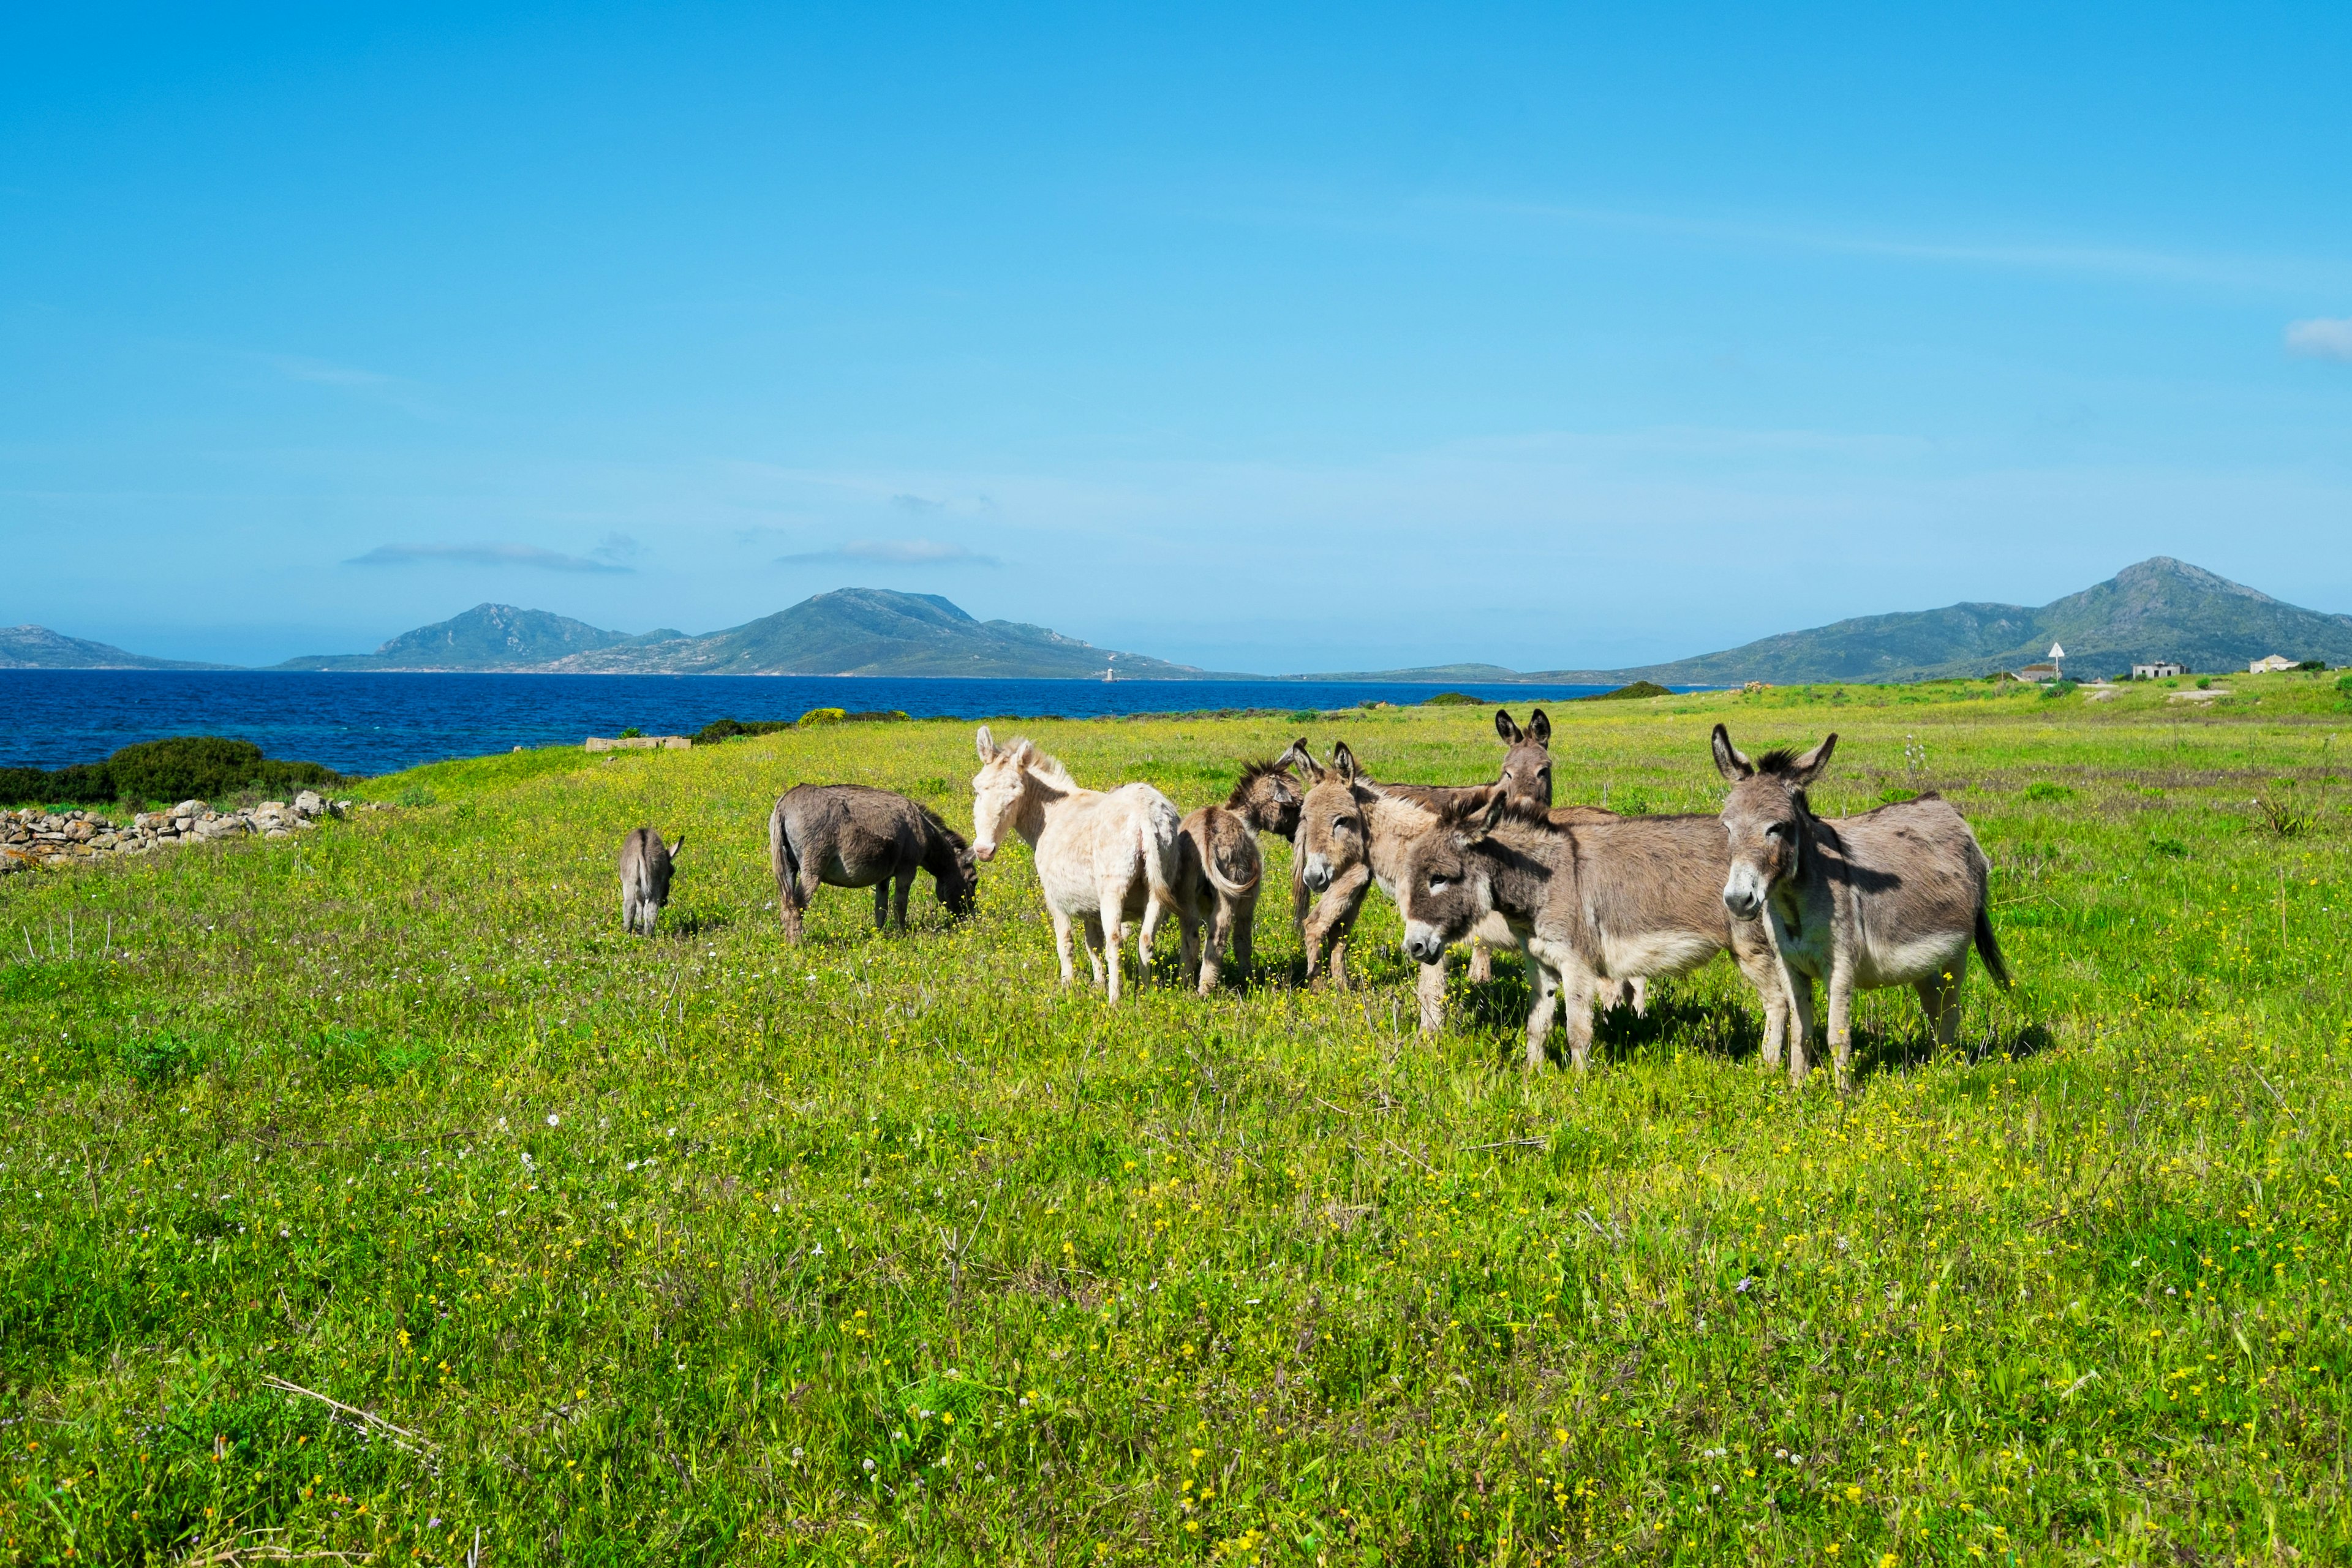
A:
971 726 1183 1002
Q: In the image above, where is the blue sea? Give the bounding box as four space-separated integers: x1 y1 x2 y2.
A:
4 670 1644 777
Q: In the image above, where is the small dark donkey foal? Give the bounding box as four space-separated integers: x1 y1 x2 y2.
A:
619 827 685 937
1713 724 2011 1093
769 784 978 940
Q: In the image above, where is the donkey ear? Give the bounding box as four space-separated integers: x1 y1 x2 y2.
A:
1277 738 1322 782
1711 723 1754 782
1332 741 1359 783
668 835 685 861
975 725 997 763
1789 733 1838 787
1453 786 1507 846
1525 708 1551 747
1493 709 1521 744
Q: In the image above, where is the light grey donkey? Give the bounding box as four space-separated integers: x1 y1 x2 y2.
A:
619 827 685 937
769 783 979 941
1713 725 2012 1094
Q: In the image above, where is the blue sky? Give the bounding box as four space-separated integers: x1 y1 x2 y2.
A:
4 2 2348 671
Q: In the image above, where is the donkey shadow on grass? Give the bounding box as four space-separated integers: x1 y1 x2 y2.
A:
1457 949 2047 1079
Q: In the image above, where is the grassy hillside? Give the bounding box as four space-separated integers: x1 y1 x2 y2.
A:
545 589 1234 679
4 670 2351 1564
1353 558 2352 688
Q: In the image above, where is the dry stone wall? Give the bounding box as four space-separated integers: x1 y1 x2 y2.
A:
0 789 357 875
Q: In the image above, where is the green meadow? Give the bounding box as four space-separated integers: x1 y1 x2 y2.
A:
4 670 2350 1566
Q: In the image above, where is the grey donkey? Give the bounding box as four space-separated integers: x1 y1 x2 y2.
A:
769 783 978 941
1168 755 1305 993
1713 725 2011 1093
1389 788 1786 1069
619 827 685 937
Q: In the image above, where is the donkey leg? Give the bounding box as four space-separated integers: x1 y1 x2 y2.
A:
894 869 914 930
1524 963 1562 1068
1416 960 1446 1035
873 881 890 931
1199 899 1232 996
1825 964 1857 1095
1232 899 1254 985
1630 977 1650 1019
1918 965 1964 1048
1102 909 1129 1005
1785 976 1815 1087
1049 907 1077 987
1080 912 1107 986
1469 940 1493 985
1136 895 1167 993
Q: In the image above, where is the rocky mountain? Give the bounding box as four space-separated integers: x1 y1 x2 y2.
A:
539 588 1230 679
1315 558 2352 685
0 624 232 671
273 603 680 671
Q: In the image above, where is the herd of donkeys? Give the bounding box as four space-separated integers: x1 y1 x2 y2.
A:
616 708 2010 1093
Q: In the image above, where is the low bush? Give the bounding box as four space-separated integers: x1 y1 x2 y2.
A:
1421 690 1483 706
0 736 345 809
695 717 796 744
1580 680 1673 702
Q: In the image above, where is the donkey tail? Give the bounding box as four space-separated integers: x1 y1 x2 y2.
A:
1203 846 1259 899
1140 795 1183 905
1973 902 2014 991
769 797 799 891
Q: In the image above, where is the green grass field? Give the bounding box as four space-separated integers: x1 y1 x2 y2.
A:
4 671 2350 1565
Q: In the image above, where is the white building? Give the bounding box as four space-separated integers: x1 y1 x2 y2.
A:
2132 660 2184 679
2248 654 2298 674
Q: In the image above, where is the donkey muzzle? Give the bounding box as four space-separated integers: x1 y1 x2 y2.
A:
1401 924 1447 964
1300 856 1332 892
974 843 997 862
1721 870 1765 920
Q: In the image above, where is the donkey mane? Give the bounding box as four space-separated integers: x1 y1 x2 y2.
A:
998 738 1076 786
1751 747 1808 778
1437 790 1556 832
916 801 970 850
1226 756 1292 808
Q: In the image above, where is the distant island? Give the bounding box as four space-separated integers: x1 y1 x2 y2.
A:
6 559 2346 682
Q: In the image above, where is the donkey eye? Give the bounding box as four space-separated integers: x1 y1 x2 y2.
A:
1428 875 1447 891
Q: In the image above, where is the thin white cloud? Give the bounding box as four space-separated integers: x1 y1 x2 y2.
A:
776 538 997 567
2286 317 2352 361
265 355 397 389
345 542 632 574
260 353 440 417
1455 199 2324 292
592 531 646 562
889 492 945 513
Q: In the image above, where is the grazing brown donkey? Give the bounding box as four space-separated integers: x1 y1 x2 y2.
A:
1713 725 2011 1093
1169 756 1304 994
619 827 685 937
769 784 978 940
1392 790 1788 1070
971 726 1183 1003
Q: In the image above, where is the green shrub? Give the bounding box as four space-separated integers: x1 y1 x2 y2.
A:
618 726 644 739
797 707 848 726
1580 680 1673 702
1422 691 1483 706
2024 781 2076 802
0 737 344 809
2041 679 2078 699
695 717 796 744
